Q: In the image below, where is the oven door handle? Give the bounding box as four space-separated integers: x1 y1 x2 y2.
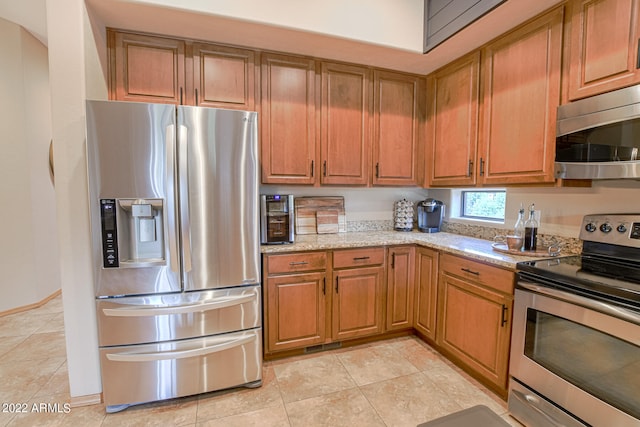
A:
518 281 640 326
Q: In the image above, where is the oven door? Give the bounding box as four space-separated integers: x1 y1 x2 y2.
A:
509 282 640 427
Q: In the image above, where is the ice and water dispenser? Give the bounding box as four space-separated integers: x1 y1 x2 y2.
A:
99 198 165 268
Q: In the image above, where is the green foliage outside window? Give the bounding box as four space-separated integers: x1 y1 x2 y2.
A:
462 191 506 220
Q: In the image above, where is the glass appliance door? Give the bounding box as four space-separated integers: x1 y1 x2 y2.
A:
510 286 640 427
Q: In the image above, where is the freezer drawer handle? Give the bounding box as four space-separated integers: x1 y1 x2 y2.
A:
105 334 256 362
102 293 255 317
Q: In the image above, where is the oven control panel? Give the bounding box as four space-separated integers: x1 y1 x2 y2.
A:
580 214 640 247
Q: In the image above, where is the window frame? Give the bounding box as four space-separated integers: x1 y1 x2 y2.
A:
460 190 506 221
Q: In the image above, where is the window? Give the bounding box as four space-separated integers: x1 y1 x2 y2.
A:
461 190 506 220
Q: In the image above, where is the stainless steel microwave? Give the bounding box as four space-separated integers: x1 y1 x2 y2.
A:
555 84 640 180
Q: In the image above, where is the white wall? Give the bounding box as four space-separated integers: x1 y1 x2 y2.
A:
47 0 102 401
96 0 425 51
0 17 60 312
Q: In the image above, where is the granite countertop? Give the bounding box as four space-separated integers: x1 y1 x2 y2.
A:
261 231 556 270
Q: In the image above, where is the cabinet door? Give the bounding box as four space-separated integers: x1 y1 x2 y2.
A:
479 7 563 185
386 246 415 331
372 71 423 186
437 272 512 391
190 43 256 110
567 0 640 101
426 52 480 187
265 272 326 353
108 30 186 104
414 247 439 340
261 54 318 184
332 266 384 340
321 62 372 185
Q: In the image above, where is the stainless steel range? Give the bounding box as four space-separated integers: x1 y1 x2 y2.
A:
509 214 640 427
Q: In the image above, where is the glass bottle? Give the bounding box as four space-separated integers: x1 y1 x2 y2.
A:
524 203 538 251
513 206 525 251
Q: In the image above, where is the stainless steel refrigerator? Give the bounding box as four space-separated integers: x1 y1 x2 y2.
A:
85 100 261 413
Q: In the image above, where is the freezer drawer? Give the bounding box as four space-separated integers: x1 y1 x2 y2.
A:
96 285 261 346
100 328 262 411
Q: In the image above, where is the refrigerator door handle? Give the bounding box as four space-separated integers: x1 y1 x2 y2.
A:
177 124 192 272
102 293 256 317
165 124 179 273
105 334 256 362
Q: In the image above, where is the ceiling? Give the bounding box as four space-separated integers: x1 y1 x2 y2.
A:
2 0 562 75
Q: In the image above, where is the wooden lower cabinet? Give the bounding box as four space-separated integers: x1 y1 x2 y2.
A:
264 247 516 399
265 272 327 352
263 251 329 354
332 248 385 340
436 254 514 395
413 247 439 340
385 246 415 331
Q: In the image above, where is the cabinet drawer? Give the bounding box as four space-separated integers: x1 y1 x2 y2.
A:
266 252 327 275
440 253 514 294
333 247 385 269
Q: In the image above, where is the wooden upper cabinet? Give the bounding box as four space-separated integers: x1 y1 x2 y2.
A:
190 43 256 110
426 52 480 187
321 62 372 185
108 30 256 109
567 0 640 101
261 53 318 184
108 30 186 104
372 71 423 186
479 7 563 185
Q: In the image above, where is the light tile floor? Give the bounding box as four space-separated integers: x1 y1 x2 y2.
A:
0 295 522 426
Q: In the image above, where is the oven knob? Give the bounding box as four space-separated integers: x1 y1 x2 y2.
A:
617 224 627 233
585 222 597 232
600 223 612 233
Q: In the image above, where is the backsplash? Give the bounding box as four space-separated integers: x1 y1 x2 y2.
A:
344 219 583 255
441 221 583 255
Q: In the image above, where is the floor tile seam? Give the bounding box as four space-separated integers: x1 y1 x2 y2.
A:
0 343 29 359
281 386 381 426
280 383 361 407
0 412 16 427
352 381 392 427
193 387 285 424
415 369 509 417
268 362 295 425
0 355 67 369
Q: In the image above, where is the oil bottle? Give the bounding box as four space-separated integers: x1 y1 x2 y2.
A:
524 203 538 251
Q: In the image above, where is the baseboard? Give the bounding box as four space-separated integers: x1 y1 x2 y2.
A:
0 289 62 317
70 393 102 407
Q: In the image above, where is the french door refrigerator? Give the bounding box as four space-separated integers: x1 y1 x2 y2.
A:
85 100 261 413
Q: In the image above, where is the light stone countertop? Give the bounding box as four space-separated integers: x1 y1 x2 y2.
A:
261 230 556 270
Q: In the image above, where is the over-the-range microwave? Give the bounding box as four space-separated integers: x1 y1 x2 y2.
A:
555 84 640 180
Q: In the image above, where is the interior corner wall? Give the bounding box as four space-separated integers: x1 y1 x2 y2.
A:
0 17 60 312
21 25 62 305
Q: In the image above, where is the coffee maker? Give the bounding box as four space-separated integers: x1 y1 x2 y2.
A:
260 194 295 244
417 199 444 233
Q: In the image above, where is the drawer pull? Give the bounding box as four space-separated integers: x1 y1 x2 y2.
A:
461 267 480 275
289 261 309 266
353 256 370 261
